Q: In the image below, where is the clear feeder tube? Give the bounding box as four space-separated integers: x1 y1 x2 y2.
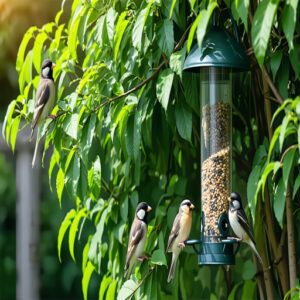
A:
200 67 232 241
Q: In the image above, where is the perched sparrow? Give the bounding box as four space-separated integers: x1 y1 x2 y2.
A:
228 192 263 264
166 199 194 283
31 59 56 167
124 202 152 280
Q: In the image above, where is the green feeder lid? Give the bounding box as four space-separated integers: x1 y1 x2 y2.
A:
183 26 249 72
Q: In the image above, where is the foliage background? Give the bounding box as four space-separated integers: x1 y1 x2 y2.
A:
3 0 300 299
0 0 86 299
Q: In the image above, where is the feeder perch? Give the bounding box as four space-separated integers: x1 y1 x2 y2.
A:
183 16 249 265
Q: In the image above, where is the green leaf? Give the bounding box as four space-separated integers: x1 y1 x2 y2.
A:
255 162 277 206
133 109 142 160
132 8 146 51
292 174 300 198
187 12 201 52
82 242 90 272
169 0 178 18
81 114 97 164
156 69 174 110
82 261 95 300
196 1 218 50
283 147 296 188
298 126 300 153
247 165 262 219
279 116 291 151
277 56 289 99
117 279 138 300
125 109 142 161
48 154 57 191
88 207 109 271
187 1 218 52
99 275 112 300
68 9 81 61
175 100 192 141
69 208 86 261
132 1 153 51
271 99 292 126
64 113 79 140
268 126 280 161
68 154 81 197
241 280 256 300
114 12 129 62
228 282 243 300
106 7 116 47
170 44 186 79
88 156 101 200
282 0 299 51
19 49 33 94
242 260 256 280
120 197 129 222
150 249 167 266
290 43 300 79
106 280 117 299
32 31 48 72
2 100 16 142
16 26 37 72
10 115 21 153
270 50 283 80
57 209 76 262
56 168 65 206
65 148 76 172
157 19 174 57
274 178 286 227
251 0 279 66
235 0 249 29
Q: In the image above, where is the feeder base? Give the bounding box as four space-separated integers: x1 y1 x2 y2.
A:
198 241 235 265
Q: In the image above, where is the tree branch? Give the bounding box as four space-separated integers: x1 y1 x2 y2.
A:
92 24 191 112
286 185 297 289
93 61 165 112
262 66 284 104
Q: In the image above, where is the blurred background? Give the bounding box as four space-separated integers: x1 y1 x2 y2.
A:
0 1 83 299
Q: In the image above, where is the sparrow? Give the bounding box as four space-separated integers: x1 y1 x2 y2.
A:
228 192 263 265
31 59 56 167
166 199 195 283
124 202 152 280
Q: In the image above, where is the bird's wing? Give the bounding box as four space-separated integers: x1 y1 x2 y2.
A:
125 220 145 270
237 208 255 243
166 212 181 252
31 80 51 130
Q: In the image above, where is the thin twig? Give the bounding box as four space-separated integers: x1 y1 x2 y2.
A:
128 267 155 299
262 66 284 104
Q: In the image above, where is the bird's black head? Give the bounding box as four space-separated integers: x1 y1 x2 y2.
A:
41 59 55 79
136 202 152 222
180 199 195 213
229 192 242 212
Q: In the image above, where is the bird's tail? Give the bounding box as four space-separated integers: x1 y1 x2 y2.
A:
167 253 178 283
249 239 263 265
32 132 39 168
30 127 34 142
124 260 134 280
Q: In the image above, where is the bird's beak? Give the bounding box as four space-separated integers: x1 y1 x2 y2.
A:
52 63 56 69
228 197 231 203
147 206 152 212
190 203 195 210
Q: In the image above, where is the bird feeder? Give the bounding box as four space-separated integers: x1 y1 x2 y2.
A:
183 21 249 264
